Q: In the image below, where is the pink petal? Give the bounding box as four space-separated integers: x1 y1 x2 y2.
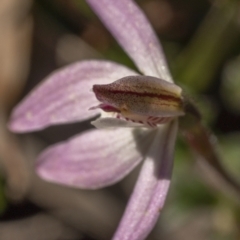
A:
36 128 156 189
9 60 138 132
86 0 173 81
113 120 178 240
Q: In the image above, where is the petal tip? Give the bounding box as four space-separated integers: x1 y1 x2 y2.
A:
8 118 28 133
8 116 44 133
8 108 37 133
35 161 56 183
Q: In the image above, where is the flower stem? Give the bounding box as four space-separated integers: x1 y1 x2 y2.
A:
179 111 240 201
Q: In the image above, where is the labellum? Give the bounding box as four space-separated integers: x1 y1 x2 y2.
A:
91 76 184 128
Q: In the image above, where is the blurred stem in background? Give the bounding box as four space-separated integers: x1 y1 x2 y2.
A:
174 0 240 93
180 111 240 203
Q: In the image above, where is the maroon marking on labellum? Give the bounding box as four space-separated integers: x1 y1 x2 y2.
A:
147 121 156 128
99 104 120 113
98 88 181 103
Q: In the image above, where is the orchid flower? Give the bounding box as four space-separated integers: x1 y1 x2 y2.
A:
8 0 184 239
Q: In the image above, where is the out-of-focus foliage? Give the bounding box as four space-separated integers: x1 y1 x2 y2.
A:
174 0 240 93
220 134 240 181
221 56 240 113
0 179 7 215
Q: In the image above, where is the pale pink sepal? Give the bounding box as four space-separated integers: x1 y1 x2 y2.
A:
9 60 138 132
113 120 178 240
36 128 156 189
86 0 173 82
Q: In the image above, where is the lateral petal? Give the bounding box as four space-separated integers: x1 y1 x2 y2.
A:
113 120 178 240
86 0 173 81
36 128 156 189
9 60 138 132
